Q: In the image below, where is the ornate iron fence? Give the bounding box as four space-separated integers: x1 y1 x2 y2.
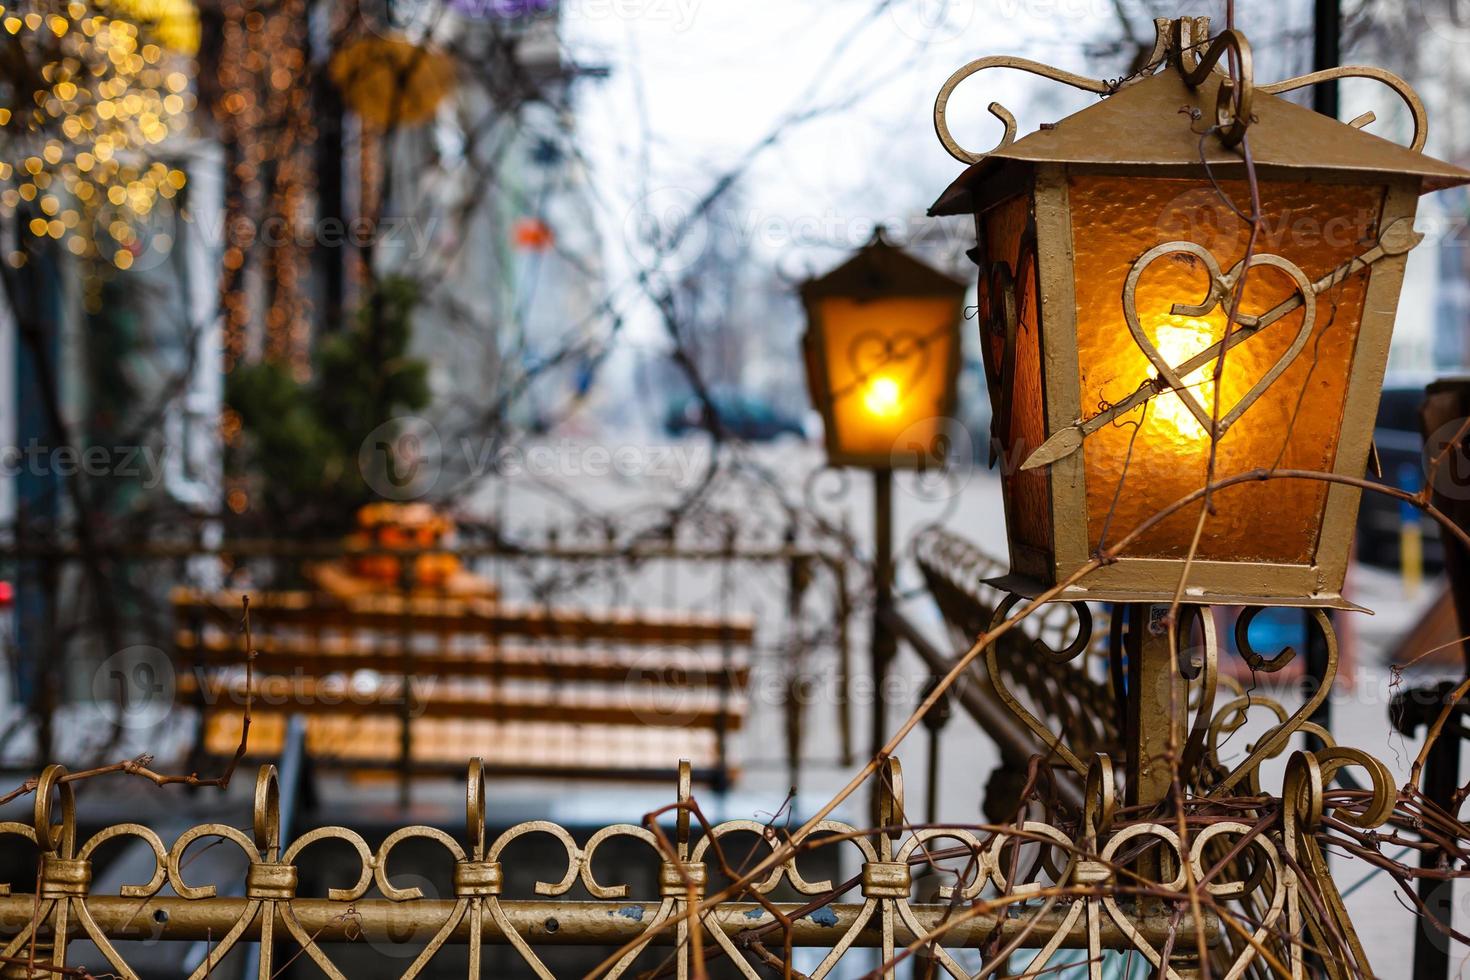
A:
0 745 1397 979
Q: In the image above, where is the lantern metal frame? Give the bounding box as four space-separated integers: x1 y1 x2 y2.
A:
928 16 1470 608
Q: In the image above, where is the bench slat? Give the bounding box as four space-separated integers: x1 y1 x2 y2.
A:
201 714 732 783
173 632 751 687
177 675 747 731
172 589 756 645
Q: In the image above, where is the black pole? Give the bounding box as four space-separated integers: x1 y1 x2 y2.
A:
1418 702 1459 980
1407 380 1470 980
871 469 895 772
1304 0 1340 757
1312 0 1341 118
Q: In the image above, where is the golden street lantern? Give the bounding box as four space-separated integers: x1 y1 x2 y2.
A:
800 229 967 469
929 16 1470 607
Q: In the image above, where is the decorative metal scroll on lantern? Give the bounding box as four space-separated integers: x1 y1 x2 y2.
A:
931 15 1470 608
918 16 1470 977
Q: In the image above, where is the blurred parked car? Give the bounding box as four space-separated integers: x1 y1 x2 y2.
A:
663 389 807 441
1356 384 1444 573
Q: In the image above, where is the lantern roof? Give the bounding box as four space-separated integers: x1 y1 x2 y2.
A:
800 229 968 302
930 65 1470 217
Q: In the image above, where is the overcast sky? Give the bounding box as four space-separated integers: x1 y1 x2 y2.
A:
556 0 1464 396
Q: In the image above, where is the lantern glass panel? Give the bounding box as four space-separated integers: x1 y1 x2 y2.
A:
1068 175 1383 563
814 294 959 462
983 193 1052 564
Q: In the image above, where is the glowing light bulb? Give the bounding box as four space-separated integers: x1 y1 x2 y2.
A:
1151 320 1216 438
863 375 903 418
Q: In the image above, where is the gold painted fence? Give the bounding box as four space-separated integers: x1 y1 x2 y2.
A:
0 744 1392 979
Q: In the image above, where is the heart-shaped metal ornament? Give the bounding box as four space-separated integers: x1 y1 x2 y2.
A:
1123 242 1316 437
845 325 933 408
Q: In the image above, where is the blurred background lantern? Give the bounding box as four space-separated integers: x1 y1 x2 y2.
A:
799 227 967 767
800 228 966 471
929 18 1470 608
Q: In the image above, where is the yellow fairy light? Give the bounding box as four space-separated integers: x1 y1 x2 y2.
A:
0 0 195 264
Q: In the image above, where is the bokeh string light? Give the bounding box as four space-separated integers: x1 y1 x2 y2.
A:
213 0 313 375
0 0 197 281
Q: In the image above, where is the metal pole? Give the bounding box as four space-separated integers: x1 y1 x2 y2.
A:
1418 707 1459 980
1409 379 1470 980
1122 604 1185 811
1304 0 1340 758
1312 0 1341 119
1121 603 1198 975
871 468 896 767
397 560 414 812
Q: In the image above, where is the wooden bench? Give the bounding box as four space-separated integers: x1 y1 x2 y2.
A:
171 588 754 790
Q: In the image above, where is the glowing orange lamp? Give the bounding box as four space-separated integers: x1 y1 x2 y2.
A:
800 229 967 470
929 18 1470 607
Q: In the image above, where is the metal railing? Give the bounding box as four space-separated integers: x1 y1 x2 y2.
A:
0 755 1242 980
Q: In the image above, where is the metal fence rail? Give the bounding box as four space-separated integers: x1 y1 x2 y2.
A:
0 756 1254 979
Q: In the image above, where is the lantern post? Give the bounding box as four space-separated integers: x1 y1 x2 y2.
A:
927 15 1470 969
799 229 967 766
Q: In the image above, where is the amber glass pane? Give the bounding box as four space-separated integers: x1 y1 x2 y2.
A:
819 295 957 462
983 193 1052 558
1069 175 1383 563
